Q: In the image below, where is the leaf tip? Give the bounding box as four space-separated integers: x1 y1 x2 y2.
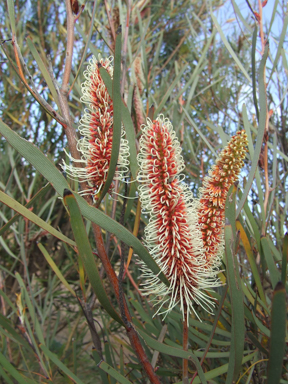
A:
274 281 285 292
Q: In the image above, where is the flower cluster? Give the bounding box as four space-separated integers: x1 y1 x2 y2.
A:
62 52 248 321
198 130 248 268
137 116 248 321
62 55 129 201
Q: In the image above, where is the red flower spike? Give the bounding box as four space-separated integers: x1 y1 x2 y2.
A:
137 116 219 322
62 55 129 201
198 130 248 268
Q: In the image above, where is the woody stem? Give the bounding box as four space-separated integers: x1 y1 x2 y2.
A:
183 313 189 384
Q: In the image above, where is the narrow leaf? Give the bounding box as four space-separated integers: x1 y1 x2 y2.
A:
0 190 75 246
261 237 281 289
40 344 86 384
98 27 122 203
38 243 76 297
236 221 265 303
0 183 51 236
251 26 259 122
98 361 133 384
63 190 124 325
6 0 16 37
136 327 207 384
224 187 245 383
0 118 165 284
236 44 269 216
26 37 61 109
211 14 251 82
281 233 288 285
267 282 286 384
268 14 288 82
99 67 138 180
0 352 33 384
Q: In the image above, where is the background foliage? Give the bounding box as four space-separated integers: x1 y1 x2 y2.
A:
0 0 287 383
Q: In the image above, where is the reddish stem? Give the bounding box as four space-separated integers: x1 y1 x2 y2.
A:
92 223 161 383
183 315 189 384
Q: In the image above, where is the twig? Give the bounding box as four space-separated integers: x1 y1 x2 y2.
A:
183 314 189 384
121 0 131 96
104 0 116 43
2 40 67 127
62 0 75 93
257 0 265 55
92 222 161 383
190 287 228 383
77 296 103 358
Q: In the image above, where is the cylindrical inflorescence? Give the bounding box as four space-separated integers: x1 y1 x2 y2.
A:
137 115 219 321
197 130 248 269
62 55 129 201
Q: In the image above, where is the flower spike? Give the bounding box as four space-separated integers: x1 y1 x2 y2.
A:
62 55 129 201
137 115 219 321
198 130 248 268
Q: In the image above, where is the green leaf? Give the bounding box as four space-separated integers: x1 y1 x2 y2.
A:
98 361 133 384
236 44 269 217
98 28 122 203
63 190 124 325
231 0 253 32
155 63 189 115
174 352 256 384
224 187 245 383
40 344 86 384
6 0 16 37
0 183 51 236
0 314 31 350
211 14 251 83
91 349 110 384
0 365 15 384
251 26 259 122
268 14 288 83
69 0 98 90
0 190 75 246
281 233 288 285
136 327 207 384
261 236 281 289
73 192 168 286
236 221 265 304
183 107 217 157
26 37 61 109
0 289 17 312
99 67 138 180
38 243 76 297
267 282 287 384
0 118 166 285
0 352 34 384
121 103 138 180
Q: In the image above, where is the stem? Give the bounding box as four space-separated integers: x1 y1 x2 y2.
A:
121 0 131 96
59 0 81 164
190 287 228 384
183 314 189 384
92 223 161 384
62 0 75 93
104 0 116 43
258 0 265 55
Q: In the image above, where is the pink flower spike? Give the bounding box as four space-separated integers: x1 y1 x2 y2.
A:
198 130 248 268
62 55 129 201
137 115 219 321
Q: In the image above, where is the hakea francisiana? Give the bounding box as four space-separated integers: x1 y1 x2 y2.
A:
137 116 248 321
137 115 220 321
62 55 129 201
197 130 248 269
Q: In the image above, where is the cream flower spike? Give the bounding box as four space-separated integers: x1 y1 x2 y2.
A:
137 115 220 322
62 55 130 202
197 130 248 269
